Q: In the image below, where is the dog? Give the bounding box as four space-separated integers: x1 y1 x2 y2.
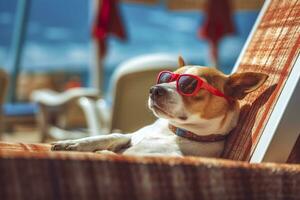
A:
52 57 268 157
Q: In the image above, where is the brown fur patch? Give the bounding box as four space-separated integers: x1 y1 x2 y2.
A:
224 72 268 100
176 67 235 120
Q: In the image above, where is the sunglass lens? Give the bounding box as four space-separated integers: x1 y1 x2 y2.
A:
178 75 198 95
158 72 173 84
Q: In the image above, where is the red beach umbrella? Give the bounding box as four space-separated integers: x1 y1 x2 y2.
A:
92 0 127 58
91 0 127 90
199 0 235 66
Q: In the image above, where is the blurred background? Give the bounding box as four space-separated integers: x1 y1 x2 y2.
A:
0 0 264 143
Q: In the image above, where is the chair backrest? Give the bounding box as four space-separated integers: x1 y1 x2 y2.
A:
222 0 300 162
109 54 179 133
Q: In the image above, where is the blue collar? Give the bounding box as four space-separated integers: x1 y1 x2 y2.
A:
169 125 227 142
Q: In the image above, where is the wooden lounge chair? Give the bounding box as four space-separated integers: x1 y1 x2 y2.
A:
0 0 299 199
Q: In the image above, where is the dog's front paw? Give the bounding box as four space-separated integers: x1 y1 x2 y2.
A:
51 140 82 151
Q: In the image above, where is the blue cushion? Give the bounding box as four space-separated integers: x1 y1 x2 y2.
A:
2 103 39 116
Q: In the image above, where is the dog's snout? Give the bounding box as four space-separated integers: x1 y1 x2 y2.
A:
150 86 167 98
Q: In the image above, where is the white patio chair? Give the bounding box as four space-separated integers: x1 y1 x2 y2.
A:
31 54 179 141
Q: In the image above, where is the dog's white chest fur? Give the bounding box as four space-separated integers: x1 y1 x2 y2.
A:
123 119 224 157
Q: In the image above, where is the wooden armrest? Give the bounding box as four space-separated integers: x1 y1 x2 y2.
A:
30 88 100 106
0 142 299 199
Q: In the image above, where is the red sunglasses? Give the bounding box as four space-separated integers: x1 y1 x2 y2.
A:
156 71 230 100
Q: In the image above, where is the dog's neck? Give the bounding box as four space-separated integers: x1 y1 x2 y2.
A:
168 124 228 142
168 108 240 139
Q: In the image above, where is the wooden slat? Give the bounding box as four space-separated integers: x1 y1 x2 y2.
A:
122 0 159 5
233 0 265 10
166 0 264 11
166 0 206 11
0 69 8 105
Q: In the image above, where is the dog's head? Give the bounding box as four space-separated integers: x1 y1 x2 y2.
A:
148 57 268 136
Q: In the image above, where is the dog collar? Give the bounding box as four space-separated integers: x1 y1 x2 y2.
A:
169 124 227 142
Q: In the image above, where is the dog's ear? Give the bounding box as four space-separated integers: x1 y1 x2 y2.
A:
224 72 268 100
178 56 185 68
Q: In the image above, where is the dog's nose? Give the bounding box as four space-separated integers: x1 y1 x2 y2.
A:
150 86 167 98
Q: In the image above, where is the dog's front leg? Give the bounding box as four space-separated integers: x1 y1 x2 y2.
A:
51 133 131 152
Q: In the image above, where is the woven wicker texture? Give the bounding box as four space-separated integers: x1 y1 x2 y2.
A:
0 142 299 200
223 0 300 161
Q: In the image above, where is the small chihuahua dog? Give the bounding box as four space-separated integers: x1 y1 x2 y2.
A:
52 57 268 157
